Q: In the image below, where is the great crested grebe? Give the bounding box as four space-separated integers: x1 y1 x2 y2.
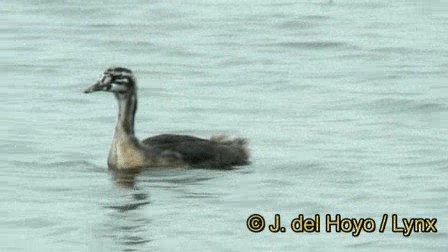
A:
83 67 249 170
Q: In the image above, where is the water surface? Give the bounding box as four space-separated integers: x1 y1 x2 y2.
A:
1 0 447 251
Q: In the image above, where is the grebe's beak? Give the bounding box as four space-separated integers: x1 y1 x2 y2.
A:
83 75 112 93
83 81 102 93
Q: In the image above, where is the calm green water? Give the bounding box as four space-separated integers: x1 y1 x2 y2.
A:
1 0 447 251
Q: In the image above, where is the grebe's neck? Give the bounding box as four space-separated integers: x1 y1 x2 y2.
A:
114 92 137 137
108 90 147 170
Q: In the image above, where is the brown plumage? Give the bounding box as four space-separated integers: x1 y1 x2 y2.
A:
83 67 250 170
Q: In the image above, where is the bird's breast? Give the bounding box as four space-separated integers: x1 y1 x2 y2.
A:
108 137 146 169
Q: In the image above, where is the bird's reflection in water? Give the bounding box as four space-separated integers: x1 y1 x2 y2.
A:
101 209 152 251
101 166 236 251
109 168 143 189
102 168 152 251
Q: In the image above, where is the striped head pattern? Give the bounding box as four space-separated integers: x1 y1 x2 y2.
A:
84 67 136 94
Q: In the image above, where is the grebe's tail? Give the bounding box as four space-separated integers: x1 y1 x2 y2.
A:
210 135 250 165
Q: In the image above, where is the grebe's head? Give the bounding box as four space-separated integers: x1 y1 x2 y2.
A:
84 67 136 94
